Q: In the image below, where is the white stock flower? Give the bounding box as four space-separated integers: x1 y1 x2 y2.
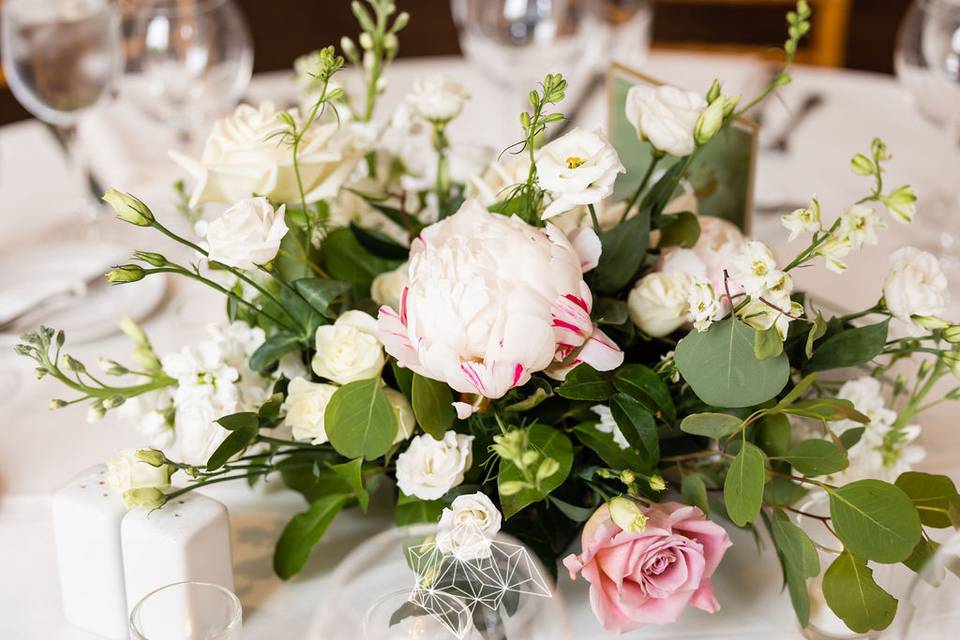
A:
205 197 288 270
171 102 369 207
536 128 625 220
436 492 503 560
590 405 630 449
377 200 623 399
407 75 468 122
117 391 175 451
883 247 950 329
817 235 853 274
396 431 474 500
465 155 531 206
312 310 386 384
106 449 171 496
781 198 822 242
371 262 409 311
839 204 885 250
731 241 780 298
284 377 338 444
687 278 723 332
627 272 693 338
625 85 707 157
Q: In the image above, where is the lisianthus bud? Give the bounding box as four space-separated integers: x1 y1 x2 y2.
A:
947 387 960 400
882 185 917 224
722 94 741 117
135 449 168 468
944 325 960 343
103 189 154 226
850 153 875 176
384 33 398 52
99 358 129 375
122 487 167 509
619 470 636 486
705 79 721 103
498 481 526 496
340 36 358 60
943 350 960 378
49 399 68 409
649 475 666 491
107 265 146 284
101 395 125 410
912 315 950 331
694 98 725 146
608 496 648 533
134 251 167 267
359 32 374 50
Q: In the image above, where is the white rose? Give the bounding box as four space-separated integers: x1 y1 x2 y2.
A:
106 449 171 497
396 431 474 500
536 128 625 220
659 215 746 294
371 262 409 311
627 272 693 337
377 200 623 399
883 247 949 328
385 388 416 443
171 102 369 207
205 197 288 270
284 377 338 444
312 310 386 384
625 85 707 157
407 75 468 122
436 492 503 560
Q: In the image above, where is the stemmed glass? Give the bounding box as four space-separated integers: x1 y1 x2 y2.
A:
895 0 960 271
119 0 253 149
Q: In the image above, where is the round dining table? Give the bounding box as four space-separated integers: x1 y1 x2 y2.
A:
1 51 957 639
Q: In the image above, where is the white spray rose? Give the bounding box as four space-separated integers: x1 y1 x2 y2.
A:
377 200 623 399
106 449 171 501
407 75 469 122
312 310 386 384
625 85 707 157
536 128 625 220
627 272 693 337
204 197 288 270
284 377 338 444
883 247 949 328
396 431 474 500
436 492 503 561
371 262 409 311
171 102 369 207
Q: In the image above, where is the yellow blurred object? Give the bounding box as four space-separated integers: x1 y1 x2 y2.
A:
654 0 851 67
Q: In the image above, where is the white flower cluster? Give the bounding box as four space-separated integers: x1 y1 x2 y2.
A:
731 241 801 339
828 376 924 484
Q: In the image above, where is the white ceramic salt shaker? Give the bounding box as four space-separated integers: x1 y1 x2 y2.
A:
51 464 129 640
121 491 235 614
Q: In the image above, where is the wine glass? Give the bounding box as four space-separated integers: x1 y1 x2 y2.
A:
119 0 253 148
450 0 605 144
129 581 242 640
895 0 960 272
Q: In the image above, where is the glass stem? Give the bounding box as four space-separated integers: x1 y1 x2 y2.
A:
51 122 103 224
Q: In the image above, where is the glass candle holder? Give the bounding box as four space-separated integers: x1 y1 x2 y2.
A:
129 581 242 640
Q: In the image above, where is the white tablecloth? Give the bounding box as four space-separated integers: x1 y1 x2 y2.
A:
1 52 958 639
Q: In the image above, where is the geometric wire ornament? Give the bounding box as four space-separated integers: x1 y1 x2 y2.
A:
404 521 553 639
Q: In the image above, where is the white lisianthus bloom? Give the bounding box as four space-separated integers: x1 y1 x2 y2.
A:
839 204 886 250
781 198 822 242
396 431 474 500
106 449 171 497
687 278 724 332
284 377 338 444
407 75 469 122
590 405 630 449
204 197 288 270
384 388 416 443
171 102 370 207
465 155 531 206
437 492 502 560
627 272 693 338
536 128 625 220
731 241 780 297
625 85 707 157
377 200 623 398
883 247 949 328
371 262 409 311
312 310 386 384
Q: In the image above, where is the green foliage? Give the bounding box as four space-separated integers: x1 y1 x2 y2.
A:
411 374 455 438
676 317 790 408
250 332 303 373
822 551 897 633
395 492 446 526
895 471 960 528
206 416 259 470
756 413 791 457
723 442 766 526
612 364 676 423
325 378 398 459
593 209 651 294
293 278 351 320
681 473 710 514
828 480 922 563
610 393 659 464
572 422 650 472
754 326 784 360
330 458 370 512
783 439 848 476
321 227 402 297
680 412 742 439
274 494 350 579
497 424 573 519
557 364 613 401
770 509 819 626
806 319 889 372
656 211 701 248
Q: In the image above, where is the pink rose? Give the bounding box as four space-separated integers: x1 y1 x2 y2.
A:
563 501 732 634
659 215 745 297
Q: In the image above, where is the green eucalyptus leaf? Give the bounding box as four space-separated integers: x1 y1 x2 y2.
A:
391 360 414 399
657 211 701 248
557 364 613 401
680 412 743 439
395 492 446 526
572 422 650 472
250 332 302 372
757 413 791 457
829 479 922 563
723 442 766 526
754 326 784 360
771 509 819 627
822 551 897 633
784 439 849 476
675 317 790 408
895 471 960 529
325 378 398 459
273 494 349 579
594 208 650 295
681 473 710 514
784 398 868 423
593 298 630 326
839 427 866 450
411 374 455 439
776 372 817 408
765 477 808 506
806 319 890 372
903 537 939 574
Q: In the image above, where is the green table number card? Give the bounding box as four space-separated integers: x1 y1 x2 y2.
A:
607 63 758 234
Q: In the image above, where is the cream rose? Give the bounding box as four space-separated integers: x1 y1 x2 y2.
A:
883 247 949 328
395 431 474 500
537 128 625 220
171 102 370 207
371 262 409 311
284 377 338 444
106 449 172 506
627 272 693 338
407 75 469 122
312 310 386 384
384 388 416 443
625 85 707 157
436 492 503 560
204 197 288 270
659 215 746 294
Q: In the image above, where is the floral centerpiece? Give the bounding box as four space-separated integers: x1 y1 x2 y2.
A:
18 1 960 636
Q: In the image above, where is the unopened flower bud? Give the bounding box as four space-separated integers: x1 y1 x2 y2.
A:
384 33 398 52
850 153 875 176
63 355 86 372
608 496 648 533
134 251 167 267
498 480 527 497
722 94 741 117
102 395 125 410
49 399 68 410
340 36 358 60
521 450 540 468
947 387 960 400
35 367 48 380
649 475 666 491
103 189 154 226
912 315 950 331
619 470 636 486
99 358 129 375
122 487 167 509
107 265 146 284
135 449 168 468
694 98 725 145
943 350 960 378
392 11 410 32
944 325 960 344
705 79 721 104
536 457 559 481
359 32 374 50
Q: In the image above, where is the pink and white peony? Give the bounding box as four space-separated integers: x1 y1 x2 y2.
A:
377 199 623 399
